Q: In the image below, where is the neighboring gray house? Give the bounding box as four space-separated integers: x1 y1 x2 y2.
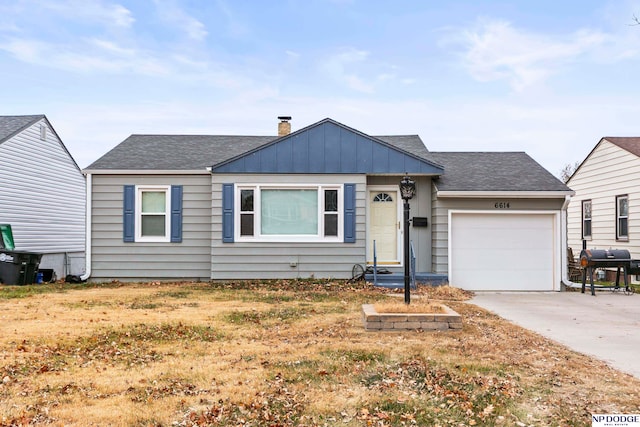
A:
83 118 572 291
0 115 86 279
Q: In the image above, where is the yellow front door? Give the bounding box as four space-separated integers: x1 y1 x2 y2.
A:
368 190 399 264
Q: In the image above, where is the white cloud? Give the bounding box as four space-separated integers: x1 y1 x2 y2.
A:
90 38 137 57
322 48 375 93
215 0 250 38
0 37 170 75
450 19 608 91
48 90 640 178
36 0 135 28
153 0 208 41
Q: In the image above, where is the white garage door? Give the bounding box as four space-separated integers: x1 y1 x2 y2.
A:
450 212 557 291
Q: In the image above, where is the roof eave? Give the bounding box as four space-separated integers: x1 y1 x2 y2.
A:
436 190 575 198
566 137 607 184
0 115 44 145
82 169 211 175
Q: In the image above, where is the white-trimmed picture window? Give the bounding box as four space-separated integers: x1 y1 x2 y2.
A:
617 195 629 241
136 185 171 242
236 185 342 241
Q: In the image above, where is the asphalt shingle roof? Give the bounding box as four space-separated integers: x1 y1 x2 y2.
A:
85 122 569 194
604 137 640 158
86 135 277 170
85 134 436 171
0 115 44 144
428 152 571 192
375 135 429 158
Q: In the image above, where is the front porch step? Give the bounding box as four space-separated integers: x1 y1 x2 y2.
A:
366 272 448 289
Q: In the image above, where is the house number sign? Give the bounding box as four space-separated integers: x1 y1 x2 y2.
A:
494 202 511 209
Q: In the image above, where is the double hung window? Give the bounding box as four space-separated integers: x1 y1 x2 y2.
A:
136 186 171 242
582 200 592 239
237 185 342 241
123 184 182 243
616 195 629 240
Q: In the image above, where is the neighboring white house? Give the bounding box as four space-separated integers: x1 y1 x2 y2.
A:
567 137 640 263
0 115 86 280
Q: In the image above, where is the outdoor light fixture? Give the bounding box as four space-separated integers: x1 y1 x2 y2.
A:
399 174 416 304
400 175 416 201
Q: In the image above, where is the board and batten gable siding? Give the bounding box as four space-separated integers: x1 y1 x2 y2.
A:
0 118 85 254
89 174 211 281
567 140 640 256
211 174 366 280
431 194 566 274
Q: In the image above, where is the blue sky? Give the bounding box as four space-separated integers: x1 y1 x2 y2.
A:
2 0 640 176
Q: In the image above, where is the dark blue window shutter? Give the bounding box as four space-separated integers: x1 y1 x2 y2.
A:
170 185 183 243
344 183 356 243
222 184 234 243
123 185 135 242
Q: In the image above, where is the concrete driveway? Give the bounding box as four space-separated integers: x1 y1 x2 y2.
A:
471 290 640 378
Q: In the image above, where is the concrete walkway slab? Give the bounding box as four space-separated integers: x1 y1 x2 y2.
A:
471 291 640 378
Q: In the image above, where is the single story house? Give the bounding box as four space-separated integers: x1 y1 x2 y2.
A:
0 115 86 280
567 137 640 272
83 118 573 291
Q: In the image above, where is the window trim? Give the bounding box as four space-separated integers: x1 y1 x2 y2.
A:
135 185 171 243
616 194 629 241
582 199 592 240
234 184 343 242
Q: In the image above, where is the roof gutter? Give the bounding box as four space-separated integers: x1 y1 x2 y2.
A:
436 190 575 198
559 195 581 289
80 173 92 281
82 169 210 175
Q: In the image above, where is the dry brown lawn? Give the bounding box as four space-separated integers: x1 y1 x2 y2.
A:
0 280 638 426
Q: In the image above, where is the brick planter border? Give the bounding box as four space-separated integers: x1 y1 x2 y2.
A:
362 303 462 331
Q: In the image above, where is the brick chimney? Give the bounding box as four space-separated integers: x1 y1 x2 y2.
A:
278 116 291 136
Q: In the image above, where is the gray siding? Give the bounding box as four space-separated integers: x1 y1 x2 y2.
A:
431 193 565 274
211 174 367 279
89 174 211 281
0 119 85 277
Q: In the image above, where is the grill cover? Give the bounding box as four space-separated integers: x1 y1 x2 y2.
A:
580 249 631 268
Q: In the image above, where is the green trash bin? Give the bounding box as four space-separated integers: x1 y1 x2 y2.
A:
0 224 15 250
0 250 42 285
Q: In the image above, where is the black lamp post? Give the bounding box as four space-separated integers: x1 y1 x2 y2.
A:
399 175 416 304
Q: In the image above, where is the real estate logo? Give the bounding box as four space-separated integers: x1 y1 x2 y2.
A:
592 414 640 427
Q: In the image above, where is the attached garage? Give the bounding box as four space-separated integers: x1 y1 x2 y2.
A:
449 211 560 291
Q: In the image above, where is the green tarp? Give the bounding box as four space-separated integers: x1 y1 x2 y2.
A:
0 224 15 250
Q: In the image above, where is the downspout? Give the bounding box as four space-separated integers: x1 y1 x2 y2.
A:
80 172 92 281
560 195 579 289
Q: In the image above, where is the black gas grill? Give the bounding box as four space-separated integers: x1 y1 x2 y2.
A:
579 249 635 295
